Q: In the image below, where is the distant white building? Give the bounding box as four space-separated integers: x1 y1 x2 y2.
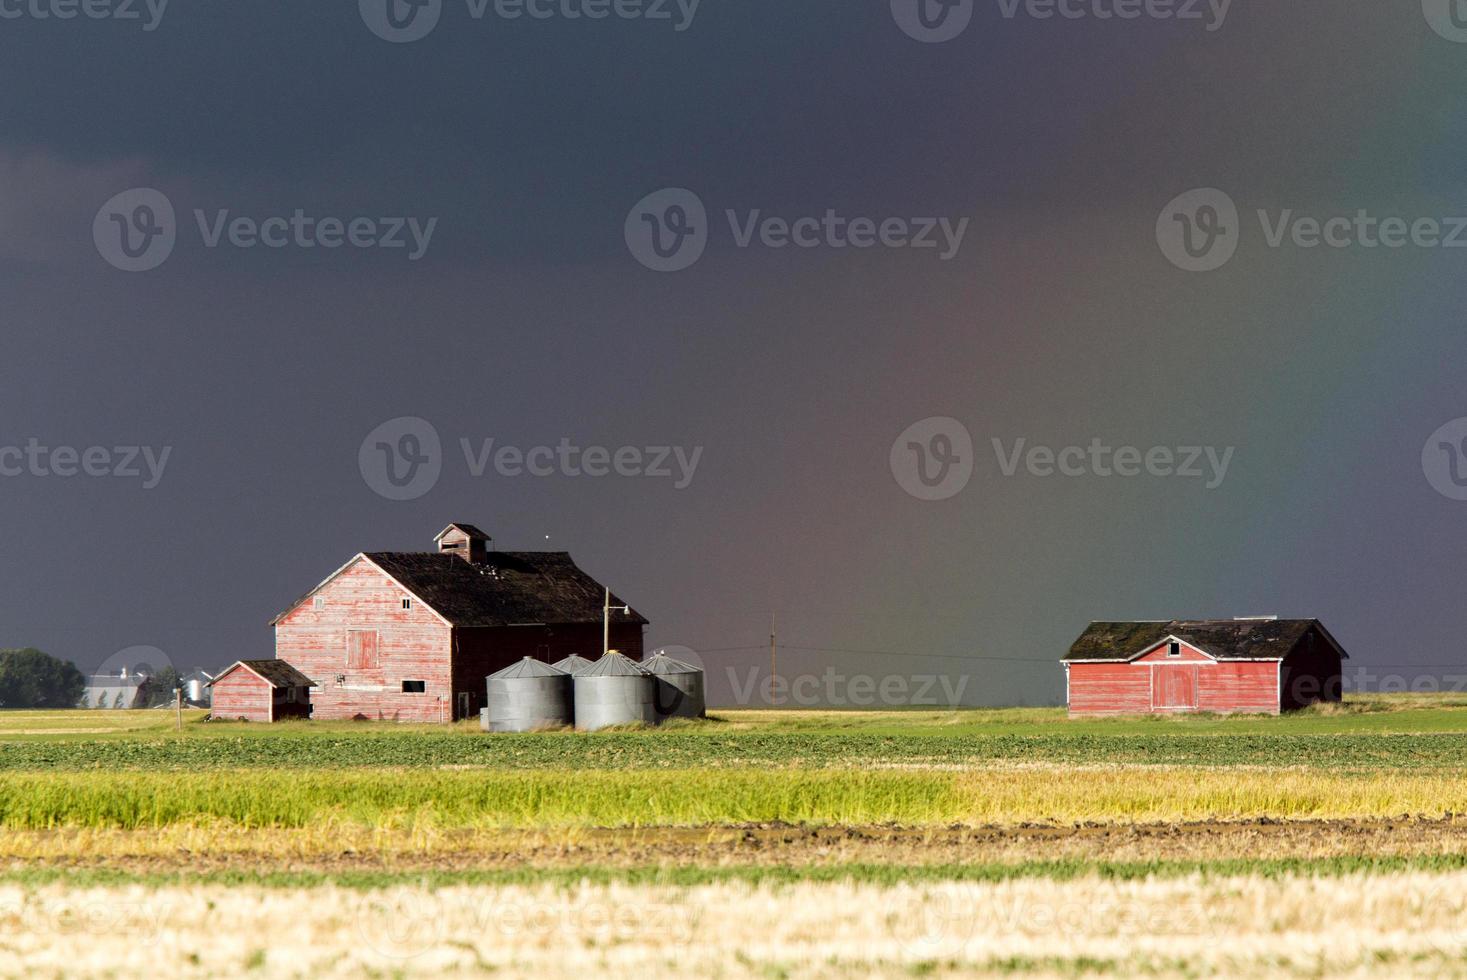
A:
82 668 152 710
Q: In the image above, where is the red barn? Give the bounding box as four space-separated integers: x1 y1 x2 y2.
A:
1063 618 1347 716
269 523 647 723
209 660 316 722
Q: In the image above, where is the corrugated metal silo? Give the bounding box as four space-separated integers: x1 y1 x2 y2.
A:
184 675 210 705
484 658 573 733
574 652 656 730
552 654 594 676
643 653 706 721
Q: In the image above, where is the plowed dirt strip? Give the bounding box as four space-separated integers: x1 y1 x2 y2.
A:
0 873 1463 978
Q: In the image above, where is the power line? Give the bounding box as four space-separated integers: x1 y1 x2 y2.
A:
675 642 1049 665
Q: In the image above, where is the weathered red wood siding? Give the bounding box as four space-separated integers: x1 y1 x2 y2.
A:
276 558 455 723
1066 663 1151 714
1196 662 1279 714
1069 640 1282 716
210 670 274 723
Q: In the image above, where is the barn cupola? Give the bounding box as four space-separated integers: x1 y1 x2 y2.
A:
434 523 492 563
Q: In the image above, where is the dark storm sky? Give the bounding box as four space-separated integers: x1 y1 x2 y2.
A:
4 0 1467 705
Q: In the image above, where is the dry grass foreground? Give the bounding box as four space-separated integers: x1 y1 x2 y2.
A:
3 818 1467 874
0 872 1464 978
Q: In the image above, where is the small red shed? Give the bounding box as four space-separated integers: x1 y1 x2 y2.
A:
1063 618 1347 716
209 660 316 723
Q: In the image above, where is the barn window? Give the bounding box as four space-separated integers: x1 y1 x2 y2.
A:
313 596 324 610
402 598 412 610
1168 641 1181 657
402 680 426 693
285 687 297 703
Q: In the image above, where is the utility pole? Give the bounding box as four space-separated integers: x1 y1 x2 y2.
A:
770 612 777 696
603 587 630 658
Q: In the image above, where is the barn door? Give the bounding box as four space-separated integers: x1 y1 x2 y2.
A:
1153 665 1197 710
347 630 380 670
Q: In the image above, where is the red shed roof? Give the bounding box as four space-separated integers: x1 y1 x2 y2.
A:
210 659 318 689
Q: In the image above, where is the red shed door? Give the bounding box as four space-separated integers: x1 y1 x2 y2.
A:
1153 666 1197 710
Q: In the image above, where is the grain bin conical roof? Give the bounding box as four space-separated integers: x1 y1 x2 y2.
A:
641 653 699 675
582 652 650 677
488 657 568 679
552 654 594 675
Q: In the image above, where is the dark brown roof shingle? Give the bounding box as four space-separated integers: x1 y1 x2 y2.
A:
363 552 648 628
214 659 317 688
1065 619 1346 662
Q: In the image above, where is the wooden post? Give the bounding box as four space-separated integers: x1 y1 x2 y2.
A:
175 685 182 731
770 612 777 693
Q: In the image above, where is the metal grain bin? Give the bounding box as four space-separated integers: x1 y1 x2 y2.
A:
551 654 594 676
574 652 656 731
485 658 573 733
643 653 706 721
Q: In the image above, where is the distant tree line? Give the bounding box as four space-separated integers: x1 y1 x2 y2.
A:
0 649 85 709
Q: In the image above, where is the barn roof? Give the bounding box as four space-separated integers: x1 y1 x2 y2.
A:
434 523 491 541
360 552 647 628
212 659 318 688
1064 619 1347 663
